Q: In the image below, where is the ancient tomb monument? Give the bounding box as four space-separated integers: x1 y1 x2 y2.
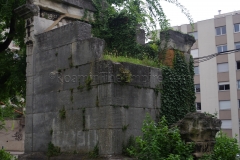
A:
174 112 221 159
15 1 222 159
16 0 161 158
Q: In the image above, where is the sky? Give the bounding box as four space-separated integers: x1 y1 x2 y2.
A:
160 0 240 27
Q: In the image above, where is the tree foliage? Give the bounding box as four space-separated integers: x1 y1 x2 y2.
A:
91 0 193 57
0 0 26 126
0 0 26 52
0 149 17 160
127 114 194 160
200 131 239 160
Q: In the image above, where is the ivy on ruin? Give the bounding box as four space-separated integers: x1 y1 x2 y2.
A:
160 51 196 125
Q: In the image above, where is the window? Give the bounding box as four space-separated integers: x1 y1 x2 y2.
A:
196 103 201 111
219 101 231 110
189 32 198 40
216 26 226 36
235 42 240 49
221 120 232 129
195 84 200 92
194 66 199 75
217 63 229 72
237 61 240 70
219 82 230 91
217 45 227 53
238 100 240 108
237 80 240 89
234 23 240 33
191 49 199 58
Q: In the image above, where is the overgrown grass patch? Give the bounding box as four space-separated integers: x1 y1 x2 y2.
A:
103 55 161 68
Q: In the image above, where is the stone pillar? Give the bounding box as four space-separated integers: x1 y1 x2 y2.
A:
159 30 196 67
174 112 221 159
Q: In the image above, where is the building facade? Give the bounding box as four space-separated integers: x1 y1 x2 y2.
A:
172 10 240 140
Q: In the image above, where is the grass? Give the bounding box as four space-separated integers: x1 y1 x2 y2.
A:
103 55 161 68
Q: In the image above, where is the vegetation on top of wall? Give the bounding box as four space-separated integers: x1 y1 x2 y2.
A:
103 54 161 68
126 114 195 160
91 0 193 58
160 51 196 125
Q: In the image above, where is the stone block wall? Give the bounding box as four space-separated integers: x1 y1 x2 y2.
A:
25 21 161 156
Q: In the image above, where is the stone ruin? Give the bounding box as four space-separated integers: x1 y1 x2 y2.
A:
14 0 222 159
174 112 222 159
15 0 159 159
159 29 196 67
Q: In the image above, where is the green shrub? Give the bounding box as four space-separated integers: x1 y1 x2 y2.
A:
0 149 16 160
200 131 239 160
127 114 194 160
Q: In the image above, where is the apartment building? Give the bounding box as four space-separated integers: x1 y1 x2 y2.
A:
172 10 240 140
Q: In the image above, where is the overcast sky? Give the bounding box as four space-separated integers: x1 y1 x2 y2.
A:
160 0 240 27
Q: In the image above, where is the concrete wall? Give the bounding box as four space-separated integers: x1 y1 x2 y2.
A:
0 119 25 152
197 19 219 115
24 21 161 156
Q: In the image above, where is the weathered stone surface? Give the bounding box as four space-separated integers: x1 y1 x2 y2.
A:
24 134 33 153
160 29 196 53
36 21 92 51
25 115 33 134
173 112 221 158
56 44 72 70
98 83 157 108
33 132 51 152
26 95 33 114
23 17 161 158
72 38 105 66
136 29 145 45
14 4 39 19
61 0 96 11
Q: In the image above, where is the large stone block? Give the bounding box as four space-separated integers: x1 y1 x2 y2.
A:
35 49 57 75
24 133 33 153
25 114 33 134
33 133 51 152
73 87 98 108
98 83 157 109
33 92 58 113
62 67 80 90
61 0 96 11
36 21 92 51
26 76 34 96
45 112 59 132
150 67 162 88
160 29 196 53
26 54 34 77
34 73 63 95
55 90 73 110
72 38 105 66
32 113 45 133
26 95 33 114
56 44 72 70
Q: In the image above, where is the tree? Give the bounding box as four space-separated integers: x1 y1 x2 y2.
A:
0 0 26 127
91 0 193 57
0 0 26 53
